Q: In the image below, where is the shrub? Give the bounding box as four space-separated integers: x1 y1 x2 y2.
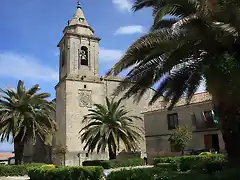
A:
178 154 225 172
213 168 240 180
82 158 145 169
199 152 212 156
107 168 212 180
41 164 56 169
153 154 225 172
28 166 104 180
0 164 43 176
153 156 180 167
156 163 178 171
168 125 192 153
108 167 240 180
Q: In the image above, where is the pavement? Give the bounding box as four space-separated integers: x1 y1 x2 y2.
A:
104 165 153 177
0 176 29 180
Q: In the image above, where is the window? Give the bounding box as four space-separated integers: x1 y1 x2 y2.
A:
84 85 87 88
203 111 214 122
190 113 197 126
167 113 178 130
79 46 88 66
203 110 216 128
61 46 65 67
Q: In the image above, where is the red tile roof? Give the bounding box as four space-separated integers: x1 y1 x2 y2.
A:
0 153 14 160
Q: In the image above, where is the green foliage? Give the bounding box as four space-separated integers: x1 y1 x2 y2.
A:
168 125 192 153
28 166 104 180
80 97 143 159
108 167 240 180
199 152 212 156
156 163 178 171
213 168 240 180
0 80 56 164
0 164 43 176
82 158 145 169
52 143 67 164
106 0 240 109
153 154 225 172
104 0 240 167
107 168 212 180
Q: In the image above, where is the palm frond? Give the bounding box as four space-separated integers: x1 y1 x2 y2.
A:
79 97 143 158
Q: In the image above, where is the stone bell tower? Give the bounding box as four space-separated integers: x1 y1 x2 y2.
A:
58 1 101 80
54 2 106 166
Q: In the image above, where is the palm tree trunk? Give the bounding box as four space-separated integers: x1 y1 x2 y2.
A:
13 130 25 165
108 144 117 160
214 103 240 167
181 150 184 156
14 139 24 165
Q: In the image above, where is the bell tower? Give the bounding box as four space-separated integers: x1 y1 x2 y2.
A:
58 1 101 80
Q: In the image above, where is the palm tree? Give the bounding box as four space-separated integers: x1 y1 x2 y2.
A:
0 80 56 164
79 97 143 160
106 0 240 166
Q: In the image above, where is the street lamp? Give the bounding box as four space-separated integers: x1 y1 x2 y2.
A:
77 153 80 166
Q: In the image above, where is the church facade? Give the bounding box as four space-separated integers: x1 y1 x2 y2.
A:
53 2 154 166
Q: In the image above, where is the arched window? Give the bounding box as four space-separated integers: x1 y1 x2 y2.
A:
61 45 65 67
79 46 88 66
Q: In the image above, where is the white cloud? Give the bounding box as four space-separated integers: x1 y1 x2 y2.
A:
0 52 58 82
112 0 132 12
114 25 146 35
99 47 123 63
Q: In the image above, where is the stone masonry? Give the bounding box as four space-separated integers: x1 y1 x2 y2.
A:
53 2 155 166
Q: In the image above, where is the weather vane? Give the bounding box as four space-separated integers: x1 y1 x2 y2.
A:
77 1 81 8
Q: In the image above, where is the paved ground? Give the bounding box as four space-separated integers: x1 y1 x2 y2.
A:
0 176 29 180
104 165 153 177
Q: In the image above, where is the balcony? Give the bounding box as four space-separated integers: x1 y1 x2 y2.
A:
191 110 219 131
195 120 218 130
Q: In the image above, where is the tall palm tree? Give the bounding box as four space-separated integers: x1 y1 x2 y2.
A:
106 0 240 166
79 97 143 160
0 80 56 164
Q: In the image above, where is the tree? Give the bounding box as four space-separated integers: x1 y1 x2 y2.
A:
52 143 67 165
106 0 240 166
0 80 56 164
168 125 192 155
79 97 143 160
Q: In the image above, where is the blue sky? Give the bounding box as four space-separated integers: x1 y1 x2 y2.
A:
0 0 154 152
0 0 206 152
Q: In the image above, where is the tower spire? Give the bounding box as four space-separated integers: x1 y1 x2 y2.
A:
68 1 88 26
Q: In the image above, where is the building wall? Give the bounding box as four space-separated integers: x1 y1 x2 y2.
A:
105 79 154 158
53 81 67 165
144 100 225 164
64 78 107 166
55 77 154 166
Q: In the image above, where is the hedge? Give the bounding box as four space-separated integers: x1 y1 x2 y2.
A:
0 164 44 176
107 168 212 180
107 167 240 180
153 154 225 171
82 158 145 169
28 166 104 180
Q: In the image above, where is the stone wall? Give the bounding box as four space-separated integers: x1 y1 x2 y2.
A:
144 99 225 164
53 76 154 165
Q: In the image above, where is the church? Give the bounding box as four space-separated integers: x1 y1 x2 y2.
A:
24 2 154 166
53 2 156 166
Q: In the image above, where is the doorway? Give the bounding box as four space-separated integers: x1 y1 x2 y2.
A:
204 134 220 152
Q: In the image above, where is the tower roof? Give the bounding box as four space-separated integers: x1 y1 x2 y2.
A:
68 1 89 26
